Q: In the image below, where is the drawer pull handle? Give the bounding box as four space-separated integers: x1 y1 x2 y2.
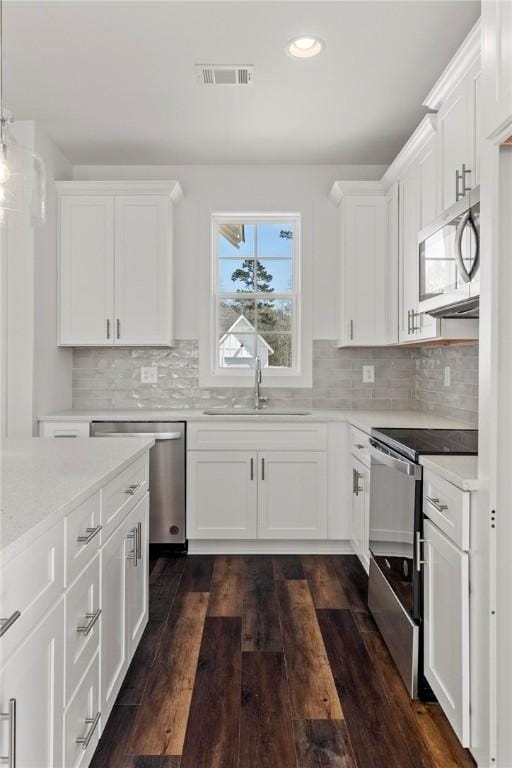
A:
0 698 16 767
77 525 102 545
426 496 448 513
77 609 102 636
76 711 101 750
0 612 21 638
355 444 365 450
416 532 429 572
127 528 138 566
137 521 142 561
124 484 140 496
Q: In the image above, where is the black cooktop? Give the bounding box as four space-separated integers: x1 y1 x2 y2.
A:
371 427 478 463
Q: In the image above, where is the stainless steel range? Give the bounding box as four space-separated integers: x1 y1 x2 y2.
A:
367 427 478 698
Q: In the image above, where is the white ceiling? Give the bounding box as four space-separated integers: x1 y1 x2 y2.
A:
4 0 480 165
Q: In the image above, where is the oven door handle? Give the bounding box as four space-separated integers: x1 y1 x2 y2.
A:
369 441 417 477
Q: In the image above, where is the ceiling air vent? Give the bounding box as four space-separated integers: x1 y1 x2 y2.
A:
195 65 254 87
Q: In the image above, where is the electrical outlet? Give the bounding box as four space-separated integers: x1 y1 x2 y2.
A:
363 365 375 384
444 366 451 387
140 366 158 384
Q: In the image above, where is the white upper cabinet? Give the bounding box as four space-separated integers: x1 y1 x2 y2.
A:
396 118 439 343
482 0 512 140
114 196 171 346
423 20 481 212
58 181 182 347
59 195 115 345
330 182 397 347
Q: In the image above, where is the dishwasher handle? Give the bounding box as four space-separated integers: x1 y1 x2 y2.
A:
94 431 183 441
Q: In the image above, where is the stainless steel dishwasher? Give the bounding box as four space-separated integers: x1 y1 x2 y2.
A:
91 421 186 546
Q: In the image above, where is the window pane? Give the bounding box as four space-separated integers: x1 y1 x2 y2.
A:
217 222 255 258
257 259 293 292
218 298 255 336
219 258 256 292
256 299 293 332
219 332 257 368
257 222 294 258
259 333 293 369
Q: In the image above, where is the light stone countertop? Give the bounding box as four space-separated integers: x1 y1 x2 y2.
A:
420 455 479 491
0 437 154 565
38 407 472 432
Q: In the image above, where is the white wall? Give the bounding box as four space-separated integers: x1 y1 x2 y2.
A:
73 164 386 340
32 124 73 428
1 121 73 437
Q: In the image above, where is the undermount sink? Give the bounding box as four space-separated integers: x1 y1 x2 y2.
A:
203 408 312 416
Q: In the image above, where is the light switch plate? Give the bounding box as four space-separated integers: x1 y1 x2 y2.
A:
140 366 158 384
363 365 375 384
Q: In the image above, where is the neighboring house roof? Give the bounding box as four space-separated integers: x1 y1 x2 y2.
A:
219 314 274 353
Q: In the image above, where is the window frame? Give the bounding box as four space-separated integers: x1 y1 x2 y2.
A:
209 212 302 382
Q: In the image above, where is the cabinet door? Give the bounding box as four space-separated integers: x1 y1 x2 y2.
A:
483 0 512 140
423 519 470 746
418 134 438 231
59 195 114 345
126 494 149 656
258 452 327 539
187 451 258 539
340 195 391 346
399 162 438 343
351 458 370 572
114 196 172 346
438 79 472 211
101 514 132 720
0 600 64 768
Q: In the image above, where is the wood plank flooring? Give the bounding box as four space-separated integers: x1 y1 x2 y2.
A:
90 554 476 768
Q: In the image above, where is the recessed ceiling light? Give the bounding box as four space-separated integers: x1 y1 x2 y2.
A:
286 36 324 59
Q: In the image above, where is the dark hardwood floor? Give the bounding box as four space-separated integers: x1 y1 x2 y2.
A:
90 554 476 768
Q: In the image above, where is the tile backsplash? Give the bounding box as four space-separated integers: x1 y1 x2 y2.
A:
72 340 478 425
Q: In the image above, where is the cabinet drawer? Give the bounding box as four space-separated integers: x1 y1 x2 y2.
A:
188 422 328 451
64 653 101 768
39 420 90 438
423 469 470 550
65 555 101 705
350 426 370 467
101 456 148 542
66 491 101 586
0 522 64 665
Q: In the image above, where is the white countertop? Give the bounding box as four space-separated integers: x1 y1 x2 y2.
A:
0 437 154 565
420 455 479 491
39 407 472 432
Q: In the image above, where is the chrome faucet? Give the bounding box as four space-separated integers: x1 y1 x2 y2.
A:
254 356 268 410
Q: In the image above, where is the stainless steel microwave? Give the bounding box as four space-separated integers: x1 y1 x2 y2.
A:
418 187 480 317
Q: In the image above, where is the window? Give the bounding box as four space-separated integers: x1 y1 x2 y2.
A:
212 213 300 377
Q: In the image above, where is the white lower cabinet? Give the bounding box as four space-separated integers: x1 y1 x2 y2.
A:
423 518 470 746
64 654 101 768
187 451 258 539
350 457 370 572
0 600 64 768
0 451 151 768
101 494 148 721
258 452 327 539
187 445 328 541
126 494 149 655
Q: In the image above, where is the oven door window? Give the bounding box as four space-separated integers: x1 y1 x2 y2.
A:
369 451 417 617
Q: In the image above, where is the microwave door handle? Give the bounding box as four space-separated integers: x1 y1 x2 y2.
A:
369 442 417 477
455 211 472 284
467 212 480 280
